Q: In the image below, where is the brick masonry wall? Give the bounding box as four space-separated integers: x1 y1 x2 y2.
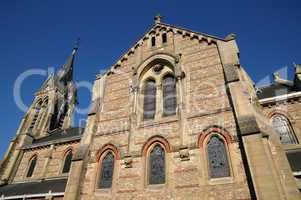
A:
13 141 79 182
78 29 252 200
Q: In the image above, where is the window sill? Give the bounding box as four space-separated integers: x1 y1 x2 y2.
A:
283 144 301 151
95 188 112 193
146 183 166 190
138 115 179 128
208 176 234 185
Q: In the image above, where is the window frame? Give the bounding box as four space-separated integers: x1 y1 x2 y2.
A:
206 134 231 179
148 143 166 185
25 155 38 178
271 114 298 145
151 36 156 47
61 149 73 174
144 141 168 188
96 150 116 190
142 78 157 120
198 129 234 184
162 32 167 44
162 74 177 117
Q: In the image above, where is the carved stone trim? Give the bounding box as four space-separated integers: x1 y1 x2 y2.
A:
179 147 190 161
123 155 133 168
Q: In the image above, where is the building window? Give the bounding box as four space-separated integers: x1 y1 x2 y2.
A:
272 114 297 144
26 156 37 177
29 101 42 131
149 144 165 185
143 79 156 120
98 152 115 189
207 135 230 178
162 75 177 116
162 33 167 44
62 150 73 173
151 36 156 47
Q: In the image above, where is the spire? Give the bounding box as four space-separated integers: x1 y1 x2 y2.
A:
57 39 79 84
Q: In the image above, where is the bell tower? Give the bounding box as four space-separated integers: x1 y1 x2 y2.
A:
0 43 79 184
25 44 78 137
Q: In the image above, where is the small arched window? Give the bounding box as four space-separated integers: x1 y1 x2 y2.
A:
162 33 167 44
62 150 73 173
26 156 37 177
162 75 177 116
207 135 230 178
149 144 165 185
143 79 156 120
272 114 297 144
98 152 115 189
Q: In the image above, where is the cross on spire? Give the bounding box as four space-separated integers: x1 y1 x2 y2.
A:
154 14 163 24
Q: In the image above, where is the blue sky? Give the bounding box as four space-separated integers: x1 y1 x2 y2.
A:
0 0 300 158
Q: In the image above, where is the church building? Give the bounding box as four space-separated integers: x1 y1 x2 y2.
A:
0 16 301 200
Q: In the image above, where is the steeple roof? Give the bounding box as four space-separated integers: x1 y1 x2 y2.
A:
56 40 79 85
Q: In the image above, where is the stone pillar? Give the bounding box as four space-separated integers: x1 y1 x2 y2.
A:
217 39 300 199
41 145 54 178
64 75 105 200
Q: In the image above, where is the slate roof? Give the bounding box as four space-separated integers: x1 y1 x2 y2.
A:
0 178 67 197
286 150 301 172
257 84 298 99
32 127 84 145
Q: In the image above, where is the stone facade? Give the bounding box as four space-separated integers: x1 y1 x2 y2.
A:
1 16 301 200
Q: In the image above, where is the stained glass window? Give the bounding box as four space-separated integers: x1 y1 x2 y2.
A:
163 75 176 116
149 144 165 184
272 114 297 144
207 135 230 178
98 152 115 189
26 156 37 177
62 151 73 173
143 79 156 120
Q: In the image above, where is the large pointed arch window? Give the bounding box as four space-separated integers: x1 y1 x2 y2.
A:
149 144 165 185
143 79 156 120
98 152 115 189
162 74 177 116
62 150 73 173
272 114 297 144
26 156 37 178
207 135 230 178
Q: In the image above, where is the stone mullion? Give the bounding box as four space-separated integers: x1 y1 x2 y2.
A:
156 83 162 120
